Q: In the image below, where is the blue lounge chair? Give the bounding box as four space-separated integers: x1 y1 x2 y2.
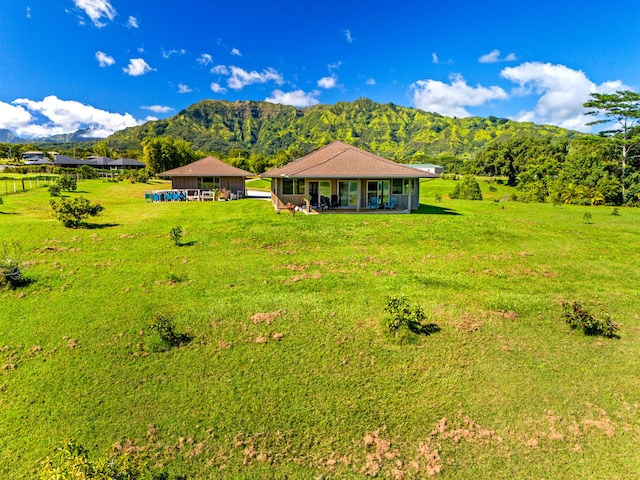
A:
384 197 397 210
368 197 379 209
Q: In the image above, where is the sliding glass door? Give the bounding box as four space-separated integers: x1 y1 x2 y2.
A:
338 181 358 208
367 180 390 207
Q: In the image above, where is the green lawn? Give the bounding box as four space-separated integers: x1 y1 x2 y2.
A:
1 178 639 479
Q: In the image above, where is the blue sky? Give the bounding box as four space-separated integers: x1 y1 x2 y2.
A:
1 0 639 139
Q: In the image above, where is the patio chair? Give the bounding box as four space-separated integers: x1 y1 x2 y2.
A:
331 194 340 209
384 197 397 210
368 196 379 210
320 196 331 210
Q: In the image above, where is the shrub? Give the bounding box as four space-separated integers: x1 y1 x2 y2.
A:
383 296 438 342
149 313 190 349
58 174 77 192
78 165 98 179
50 196 104 228
48 183 61 197
37 439 148 480
449 175 483 200
611 207 620 216
583 212 593 224
434 193 442 202
561 301 619 338
0 241 25 289
169 226 183 246
0 195 3 205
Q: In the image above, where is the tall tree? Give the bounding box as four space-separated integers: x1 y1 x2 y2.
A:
584 90 640 201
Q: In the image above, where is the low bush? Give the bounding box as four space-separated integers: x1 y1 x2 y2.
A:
449 175 483 200
561 301 619 338
383 296 439 343
48 183 61 197
50 196 104 228
58 174 77 192
0 241 26 289
149 313 191 350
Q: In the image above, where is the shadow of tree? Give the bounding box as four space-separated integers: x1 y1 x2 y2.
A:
177 240 197 247
415 204 461 215
408 321 441 336
82 223 120 229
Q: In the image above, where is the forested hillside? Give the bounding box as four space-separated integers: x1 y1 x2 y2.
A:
105 98 578 160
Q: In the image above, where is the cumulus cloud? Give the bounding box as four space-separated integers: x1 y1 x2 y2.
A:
178 83 193 93
73 0 116 27
211 64 229 75
215 66 283 90
0 101 33 129
123 58 153 76
231 48 242 56
343 29 354 43
318 75 338 89
500 62 627 131
198 53 213 66
479 49 517 64
210 82 227 94
8 95 143 138
366 78 376 86
266 89 320 107
127 16 138 28
142 105 173 113
95 51 115 67
411 73 508 117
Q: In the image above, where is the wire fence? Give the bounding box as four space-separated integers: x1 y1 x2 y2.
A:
0 176 58 196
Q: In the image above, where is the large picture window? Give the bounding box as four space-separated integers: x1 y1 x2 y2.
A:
392 178 415 195
197 177 220 190
282 178 305 195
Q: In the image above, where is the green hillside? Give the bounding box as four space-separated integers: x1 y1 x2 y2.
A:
106 98 578 159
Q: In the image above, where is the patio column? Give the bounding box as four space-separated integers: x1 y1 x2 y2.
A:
356 179 361 212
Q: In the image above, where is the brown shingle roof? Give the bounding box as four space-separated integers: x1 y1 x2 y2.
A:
260 141 438 179
158 156 252 177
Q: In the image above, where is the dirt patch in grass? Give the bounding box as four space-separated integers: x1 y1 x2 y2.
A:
251 310 285 325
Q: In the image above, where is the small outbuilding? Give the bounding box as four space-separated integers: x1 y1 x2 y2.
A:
158 156 252 197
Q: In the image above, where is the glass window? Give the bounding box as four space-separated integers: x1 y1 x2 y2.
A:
392 179 403 194
197 177 220 190
282 178 305 195
404 179 415 195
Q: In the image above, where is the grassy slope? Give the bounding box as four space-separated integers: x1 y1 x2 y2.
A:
1 178 639 478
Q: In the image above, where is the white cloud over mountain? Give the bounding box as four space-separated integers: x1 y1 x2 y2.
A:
411 73 508 118
2 95 143 138
266 89 320 107
500 62 627 131
211 66 284 90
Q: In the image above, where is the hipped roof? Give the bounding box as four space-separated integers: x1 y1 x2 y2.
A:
158 156 252 177
260 141 439 179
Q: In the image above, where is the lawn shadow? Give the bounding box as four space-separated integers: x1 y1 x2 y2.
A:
415 204 460 215
0 212 20 215
409 321 441 336
177 240 197 247
82 222 120 229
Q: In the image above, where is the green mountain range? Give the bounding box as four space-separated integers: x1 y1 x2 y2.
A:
106 98 580 160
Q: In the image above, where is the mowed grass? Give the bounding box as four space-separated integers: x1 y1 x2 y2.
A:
1 178 640 479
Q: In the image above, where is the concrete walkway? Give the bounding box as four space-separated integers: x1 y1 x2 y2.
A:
246 189 270 199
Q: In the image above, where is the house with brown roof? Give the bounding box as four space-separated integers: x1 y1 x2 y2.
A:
158 156 253 197
260 141 439 212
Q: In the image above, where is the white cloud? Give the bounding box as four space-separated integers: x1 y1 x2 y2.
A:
198 54 213 65
210 82 227 94
366 78 376 86
343 29 353 43
95 51 115 67
9 95 143 138
411 73 508 117
211 64 229 75
73 0 116 27
432 53 439 64
162 48 186 59
479 49 517 64
26 7 31 18
225 66 284 90
123 58 153 76
144 116 158 122
328 61 342 71
318 75 338 89
231 48 242 56
142 105 173 113
127 16 138 28
178 83 193 93
0 101 33 129
500 61 627 131
266 89 320 107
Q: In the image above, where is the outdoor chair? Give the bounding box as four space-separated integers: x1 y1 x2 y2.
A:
330 194 340 209
320 196 330 210
368 197 379 210
384 197 397 210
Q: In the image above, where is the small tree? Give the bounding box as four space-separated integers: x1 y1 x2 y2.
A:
0 241 25 289
450 175 483 200
57 174 77 192
169 226 183 246
50 196 104 228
